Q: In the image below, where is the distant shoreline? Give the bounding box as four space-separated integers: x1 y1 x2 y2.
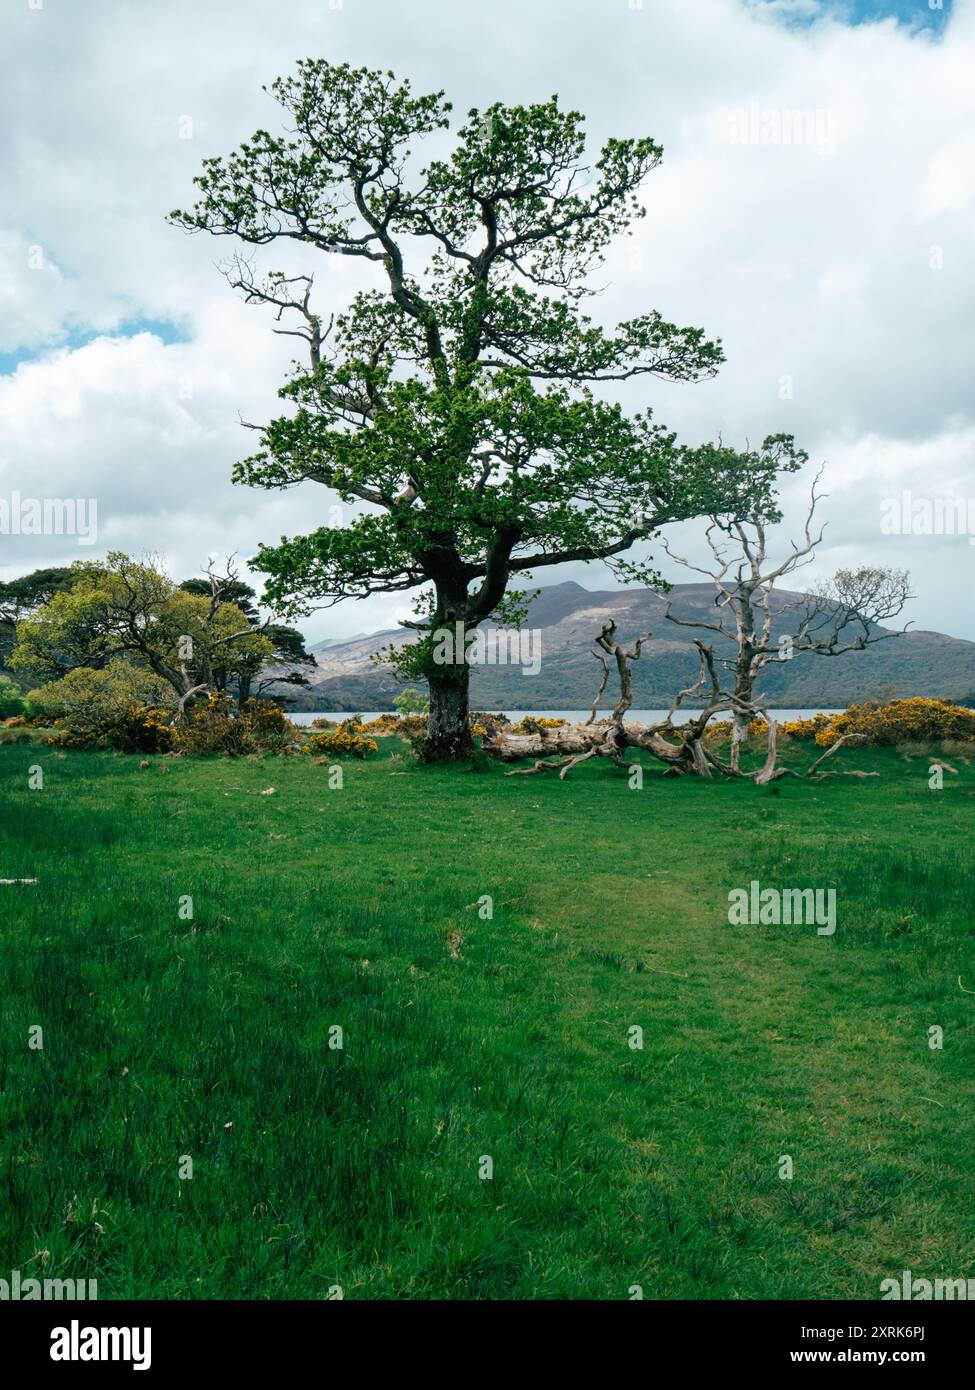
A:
288 708 850 726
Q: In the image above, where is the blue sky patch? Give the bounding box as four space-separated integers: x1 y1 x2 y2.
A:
0 316 190 376
757 0 950 31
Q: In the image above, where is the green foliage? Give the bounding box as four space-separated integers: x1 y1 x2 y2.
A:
0 565 79 665
178 576 315 702
9 553 274 700
0 674 25 719
178 576 259 620
25 662 177 751
392 687 429 716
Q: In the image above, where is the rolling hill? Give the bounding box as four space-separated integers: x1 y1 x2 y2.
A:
285 581 975 710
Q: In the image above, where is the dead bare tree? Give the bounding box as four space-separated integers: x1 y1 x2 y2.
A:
483 621 865 785
660 469 912 769
174 556 272 720
221 257 330 370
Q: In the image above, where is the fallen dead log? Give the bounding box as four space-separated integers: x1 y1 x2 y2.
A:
484 718 710 778
486 725 605 762
482 621 873 786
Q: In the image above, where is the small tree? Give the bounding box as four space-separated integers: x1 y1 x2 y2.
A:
661 468 912 768
393 687 429 717
169 60 787 760
9 553 274 717
179 576 315 706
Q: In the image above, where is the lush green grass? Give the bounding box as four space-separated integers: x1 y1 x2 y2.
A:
1 737 973 1299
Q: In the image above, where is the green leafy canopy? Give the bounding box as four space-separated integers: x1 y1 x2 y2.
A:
170 60 798 636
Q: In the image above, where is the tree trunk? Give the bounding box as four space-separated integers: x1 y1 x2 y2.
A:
730 710 749 772
422 661 474 762
417 581 477 763
730 661 753 772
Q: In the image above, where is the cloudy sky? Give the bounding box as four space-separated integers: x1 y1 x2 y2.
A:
1 0 972 644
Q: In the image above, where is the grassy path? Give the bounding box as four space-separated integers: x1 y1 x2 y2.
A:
0 740 972 1298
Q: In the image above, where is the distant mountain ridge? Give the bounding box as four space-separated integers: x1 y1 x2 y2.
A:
284 581 975 710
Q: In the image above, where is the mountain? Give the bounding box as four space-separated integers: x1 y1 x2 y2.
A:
282 581 975 711
308 633 372 653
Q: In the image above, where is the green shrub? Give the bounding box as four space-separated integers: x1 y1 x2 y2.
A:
238 698 297 754
0 674 25 720
173 694 248 755
26 663 176 751
394 714 427 736
173 695 298 756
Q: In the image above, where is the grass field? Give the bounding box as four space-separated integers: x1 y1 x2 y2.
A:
1 736 973 1299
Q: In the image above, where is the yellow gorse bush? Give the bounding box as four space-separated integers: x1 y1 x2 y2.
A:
26 662 178 751
704 717 769 743
142 707 176 751
511 716 567 735
783 699 975 747
780 713 834 741
304 727 379 758
172 695 297 755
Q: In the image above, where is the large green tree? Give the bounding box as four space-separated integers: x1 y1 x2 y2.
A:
171 61 787 758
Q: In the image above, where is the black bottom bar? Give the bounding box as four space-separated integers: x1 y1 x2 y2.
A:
3 1298 967 1374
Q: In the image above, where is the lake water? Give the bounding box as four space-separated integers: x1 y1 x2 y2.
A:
289 708 843 726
